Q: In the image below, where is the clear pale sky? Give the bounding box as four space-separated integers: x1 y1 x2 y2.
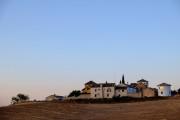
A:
0 0 180 106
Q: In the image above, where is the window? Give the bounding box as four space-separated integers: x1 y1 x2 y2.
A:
107 88 111 92
107 94 109 97
95 89 97 92
122 89 124 92
95 94 97 97
161 91 163 95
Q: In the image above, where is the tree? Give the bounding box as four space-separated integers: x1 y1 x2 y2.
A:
171 90 178 96
17 93 29 101
178 88 180 94
120 80 122 84
68 90 81 97
122 75 125 84
11 93 29 104
11 97 19 104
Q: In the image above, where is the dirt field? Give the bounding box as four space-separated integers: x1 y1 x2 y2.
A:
0 98 180 120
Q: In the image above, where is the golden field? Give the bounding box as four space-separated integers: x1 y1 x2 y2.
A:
0 98 180 120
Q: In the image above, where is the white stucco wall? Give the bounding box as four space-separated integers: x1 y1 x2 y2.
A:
103 87 115 98
115 89 127 97
91 86 115 99
158 86 171 97
91 87 103 98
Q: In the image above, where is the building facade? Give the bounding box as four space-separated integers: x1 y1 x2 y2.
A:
143 88 158 97
137 79 149 88
115 84 128 97
91 82 115 99
82 81 97 94
157 83 171 97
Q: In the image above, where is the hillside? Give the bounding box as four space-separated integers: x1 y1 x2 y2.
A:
0 98 180 120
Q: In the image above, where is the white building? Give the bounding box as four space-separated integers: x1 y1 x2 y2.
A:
91 82 115 99
45 94 64 101
157 83 171 97
115 84 128 97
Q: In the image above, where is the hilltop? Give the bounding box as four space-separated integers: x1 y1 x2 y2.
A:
0 97 180 120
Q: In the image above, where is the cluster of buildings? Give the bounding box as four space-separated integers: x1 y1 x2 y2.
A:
80 75 172 99
45 75 172 101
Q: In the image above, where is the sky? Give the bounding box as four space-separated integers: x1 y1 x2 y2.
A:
0 0 180 106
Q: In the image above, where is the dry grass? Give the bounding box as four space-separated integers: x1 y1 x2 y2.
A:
0 98 180 120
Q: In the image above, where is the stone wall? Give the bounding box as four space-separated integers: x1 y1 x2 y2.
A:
143 88 157 97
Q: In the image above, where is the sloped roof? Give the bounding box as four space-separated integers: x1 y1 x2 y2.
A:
137 79 148 82
102 83 115 87
85 81 97 85
46 95 64 99
92 82 115 87
116 83 128 89
116 86 127 89
130 83 138 87
157 83 171 86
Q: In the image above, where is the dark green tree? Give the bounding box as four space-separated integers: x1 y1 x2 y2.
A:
11 97 19 104
122 74 125 84
11 93 29 104
17 93 29 101
171 90 178 96
178 88 180 94
68 90 81 97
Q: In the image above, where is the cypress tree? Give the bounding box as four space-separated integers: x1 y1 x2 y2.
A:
122 75 125 84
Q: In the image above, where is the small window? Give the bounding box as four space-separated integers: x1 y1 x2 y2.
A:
107 88 111 92
107 94 109 97
95 94 96 97
122 89 124 92
161 91 163 94
95 89 97 92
